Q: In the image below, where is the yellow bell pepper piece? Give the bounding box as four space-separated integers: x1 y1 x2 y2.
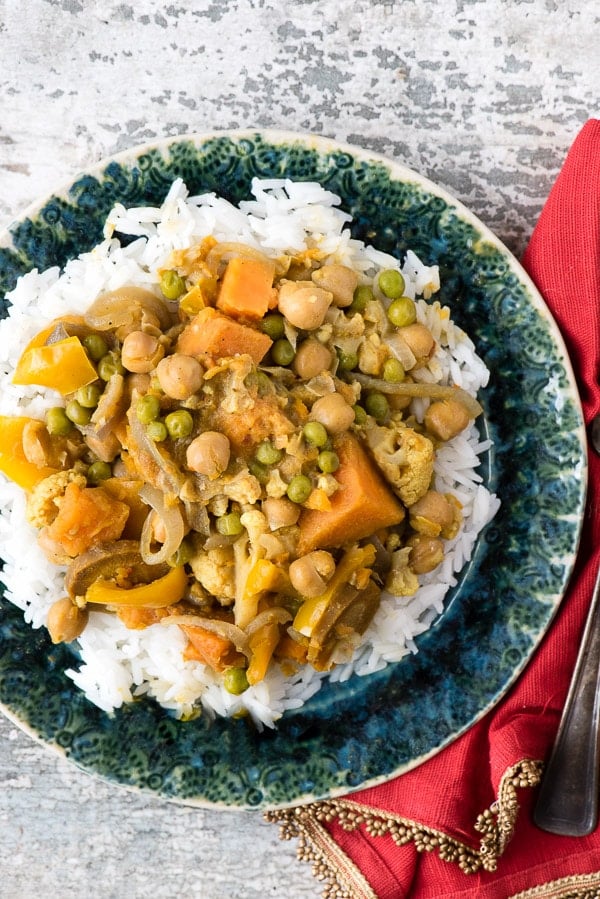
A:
0 415 58 490
179 283 209 315
13 335 98 395
246 621 281 686
245 559 292 596
85 565 188 609
293 543 376 638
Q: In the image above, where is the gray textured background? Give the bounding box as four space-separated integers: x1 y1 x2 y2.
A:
0 1 598 897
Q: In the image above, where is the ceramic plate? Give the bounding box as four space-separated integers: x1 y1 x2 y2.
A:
0 131 587 809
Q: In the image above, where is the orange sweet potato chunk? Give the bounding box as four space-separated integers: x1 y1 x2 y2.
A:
44 481 129 557
216 256 276 320
297 433 405 554
176 307 272 363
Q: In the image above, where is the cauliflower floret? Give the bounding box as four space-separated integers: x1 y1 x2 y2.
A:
358 332 389 376
222 471 262 505
385 547 419 597
204 354 255 415
189 545 236 603
26 470 87 529
364 422 434 507
240 509 269 549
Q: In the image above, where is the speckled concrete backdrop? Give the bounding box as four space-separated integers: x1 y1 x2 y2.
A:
0 1 598 897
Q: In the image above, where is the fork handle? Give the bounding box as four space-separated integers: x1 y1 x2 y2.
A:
534 563 600 836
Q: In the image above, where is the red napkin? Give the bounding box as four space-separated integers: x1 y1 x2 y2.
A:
268 120 600 898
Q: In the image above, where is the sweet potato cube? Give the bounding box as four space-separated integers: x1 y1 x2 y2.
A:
176 307 272 363
297 433 405 554
216 256 276 320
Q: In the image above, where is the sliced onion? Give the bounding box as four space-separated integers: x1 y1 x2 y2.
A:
351 372 483 418
205 241 272 276
139 484 185 565
127 399 186 495
244 607 291 637
162 615 251 658
386 333 417 371
85 287 172 331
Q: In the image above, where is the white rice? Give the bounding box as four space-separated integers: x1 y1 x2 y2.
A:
0 178 500 728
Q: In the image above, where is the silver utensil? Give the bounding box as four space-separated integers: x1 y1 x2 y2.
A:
534 413 600 836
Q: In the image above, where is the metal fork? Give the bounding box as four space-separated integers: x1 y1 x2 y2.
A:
534 413 600 836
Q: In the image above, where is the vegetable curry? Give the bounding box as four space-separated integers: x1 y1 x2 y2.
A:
2 239 481 695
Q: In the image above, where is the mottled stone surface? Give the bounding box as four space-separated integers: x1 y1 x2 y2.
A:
0 1 598 896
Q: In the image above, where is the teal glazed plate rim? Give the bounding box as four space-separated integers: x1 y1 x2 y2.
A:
0 131 587 810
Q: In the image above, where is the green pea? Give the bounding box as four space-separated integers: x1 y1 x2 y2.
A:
387 296 417 328
65 400 92 426
255 440 282 466
302 421 328 448
317 450 339 473
87 461 112 484
147 420 168 442
349 284 374 313
255 370 273 396
271 338 295 366
83 333 108 362
286 474 312 504
382 357 405 382
168 538 194 567
216 512 244 536
378 269 405 299
165 409 194 440
46 406 73 437
223 666 249 695
98 352 125 381
337 350 358 371
352 404 367 426
136 394 161 424
248 458 270 483
160 269 186 300
76 383 101 409
365 392 389 422
260 313 285 340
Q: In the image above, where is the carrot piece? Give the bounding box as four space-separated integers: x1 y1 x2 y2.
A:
44 481 129 557
297 433 405 554
216 256 276 320
176 307 272 363
181 624 245 672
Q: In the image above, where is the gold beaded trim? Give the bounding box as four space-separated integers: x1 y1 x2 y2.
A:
508 871 600 899
265 759 543 898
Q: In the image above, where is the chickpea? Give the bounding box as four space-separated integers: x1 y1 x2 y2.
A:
408 536 445 574
277 280 333 330
310 392 355 434
293 338 332 379
398 323 435 367
409 490 455 538
289 550 336 598
156 353 204 400
121 330 165 373
262 496 301 530
311 264 359 308
47 597 89 644
424 398 472 441
186 431 230 479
